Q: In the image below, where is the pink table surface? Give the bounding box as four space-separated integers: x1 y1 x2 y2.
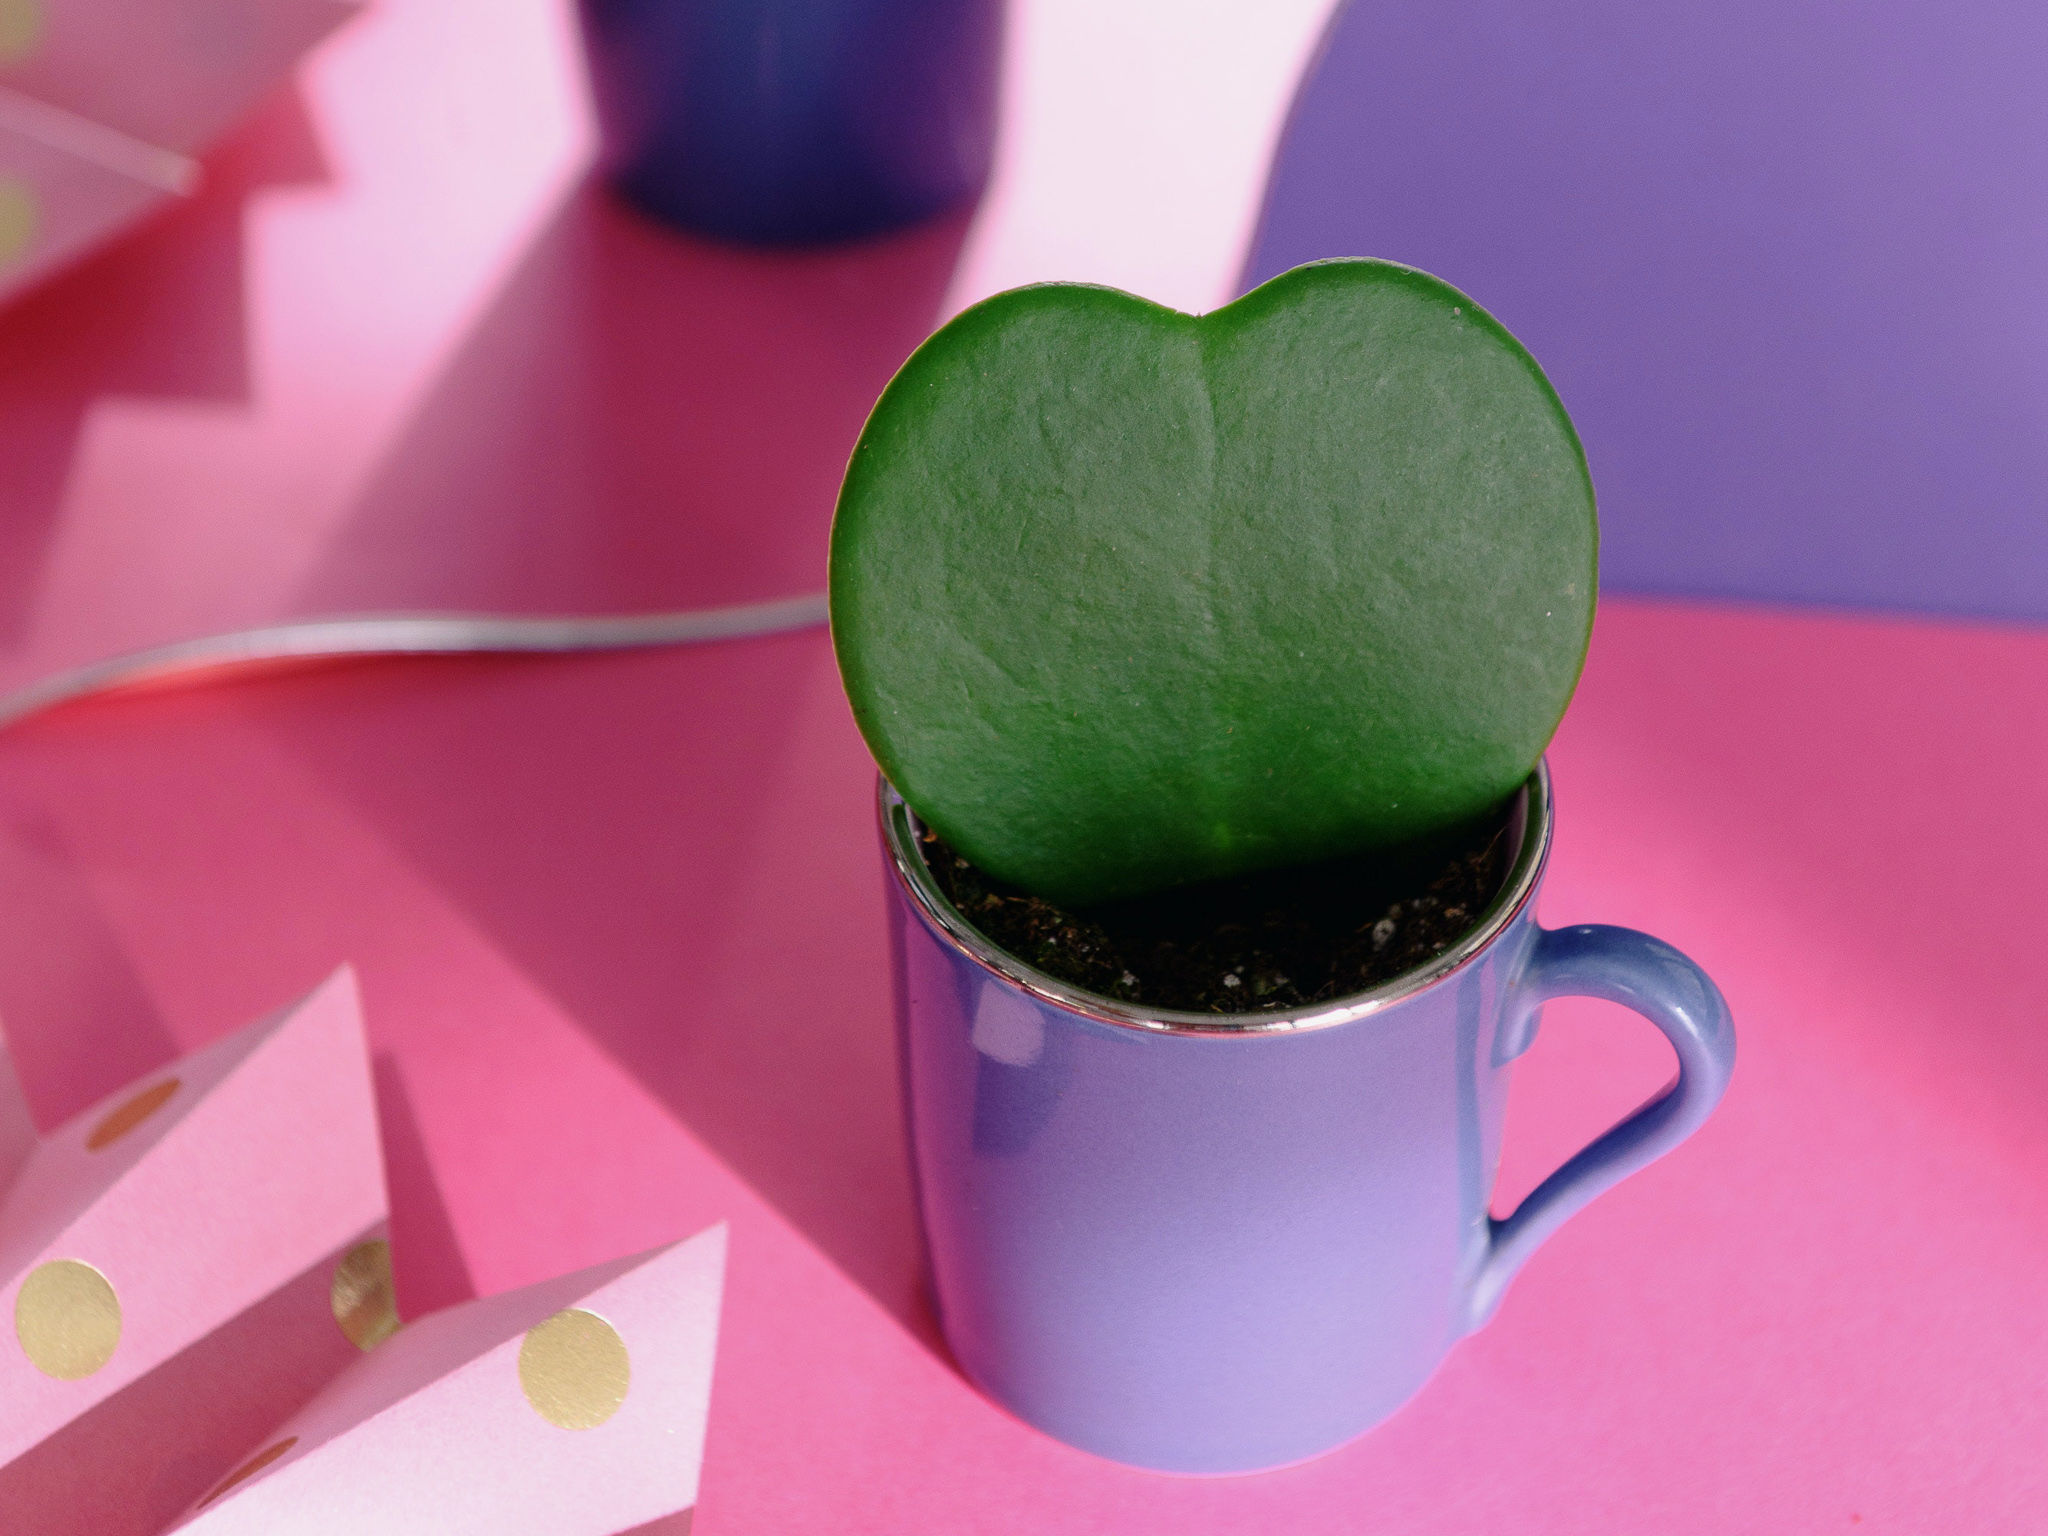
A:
0 594 2042 1531
0 0 1329 714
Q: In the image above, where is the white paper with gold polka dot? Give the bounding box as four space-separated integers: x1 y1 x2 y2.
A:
170 1224 725 1535
0 968 387 1530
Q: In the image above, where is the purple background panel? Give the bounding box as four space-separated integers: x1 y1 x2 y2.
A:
1244 0 2048 620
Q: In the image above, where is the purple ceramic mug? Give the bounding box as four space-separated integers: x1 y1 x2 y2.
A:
883 763 1734 1473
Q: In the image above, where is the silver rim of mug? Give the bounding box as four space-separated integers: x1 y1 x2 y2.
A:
880 760 1554 1037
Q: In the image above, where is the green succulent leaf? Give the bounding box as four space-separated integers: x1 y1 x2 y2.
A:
831 258 1596 908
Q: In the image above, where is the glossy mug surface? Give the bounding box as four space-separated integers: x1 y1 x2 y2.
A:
576 0 1002 244
884 765 1735 1474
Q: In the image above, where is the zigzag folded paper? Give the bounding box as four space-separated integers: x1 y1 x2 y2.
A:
0 0 357 302
3 967 726 1532
168 1224 727 1536
0 969 392 1535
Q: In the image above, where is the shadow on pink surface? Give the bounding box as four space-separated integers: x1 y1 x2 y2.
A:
0 602 2042 1522
0 802 178 1130
0 172 977 1348
0 90 329 648
221 602 2048 1525
373 1052 479 1318
618 1515 693 1535
295 183 972 617
235 637 938 1344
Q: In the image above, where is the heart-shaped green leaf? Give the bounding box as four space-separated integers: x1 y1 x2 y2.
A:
831 259 1596 908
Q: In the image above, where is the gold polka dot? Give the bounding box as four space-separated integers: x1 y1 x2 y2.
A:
0 0 42 64
518 1308 629 1429
15 1260 121 1379
0 180 36 272
199 1436 298 1507
329 1239 399 1352
86 1078 182 1151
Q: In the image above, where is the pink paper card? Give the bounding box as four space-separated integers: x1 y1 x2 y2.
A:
0 0 355 305
169 1223 727 1535
0 968 390 1535
1 0 355 153
0 101 188 302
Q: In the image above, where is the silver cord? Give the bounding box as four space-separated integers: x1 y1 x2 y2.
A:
0 592 830 732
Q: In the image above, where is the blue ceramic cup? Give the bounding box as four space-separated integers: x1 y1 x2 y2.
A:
883 764 1735 1474
576 0 1003 245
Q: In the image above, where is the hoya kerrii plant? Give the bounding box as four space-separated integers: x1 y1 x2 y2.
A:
830 258 1597 1013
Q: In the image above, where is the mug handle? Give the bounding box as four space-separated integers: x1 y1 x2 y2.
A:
1468 923 1736 1330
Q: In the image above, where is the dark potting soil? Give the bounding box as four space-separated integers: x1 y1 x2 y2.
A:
921 810 1517 1015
